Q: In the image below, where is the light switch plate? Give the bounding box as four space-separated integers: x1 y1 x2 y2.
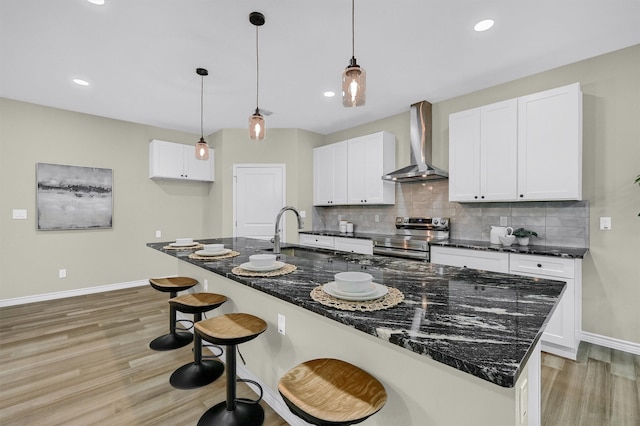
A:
600 217 612 230
12 209 27 220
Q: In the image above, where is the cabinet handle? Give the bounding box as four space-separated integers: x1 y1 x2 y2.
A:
537 264 542 268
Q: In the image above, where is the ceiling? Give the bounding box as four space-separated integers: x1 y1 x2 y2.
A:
2 1 639 136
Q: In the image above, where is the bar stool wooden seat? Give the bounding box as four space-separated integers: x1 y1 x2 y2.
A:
149 277 198 351
278 358 387 426
195 313 268 426
168 292 227 389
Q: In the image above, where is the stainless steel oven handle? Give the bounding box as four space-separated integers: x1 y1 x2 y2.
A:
373 247 428 260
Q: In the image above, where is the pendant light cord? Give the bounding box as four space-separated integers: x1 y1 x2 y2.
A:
255 25 260 111
351 0 355 58
200 74 204 138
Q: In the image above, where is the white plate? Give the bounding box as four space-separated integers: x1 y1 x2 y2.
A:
322 282 388 301
324 281 378 298
169 242 199 247
195 249 231 256
239 261 286 272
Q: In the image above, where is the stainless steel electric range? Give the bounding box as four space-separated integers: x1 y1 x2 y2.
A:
372 217 450 261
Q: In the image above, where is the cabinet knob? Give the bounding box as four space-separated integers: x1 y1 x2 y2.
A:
481 195 485 199
520 194 524 198
474 196 478 199
537 263 542 268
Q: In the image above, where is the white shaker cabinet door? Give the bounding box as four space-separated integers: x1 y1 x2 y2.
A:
480 99 518 201
313 142 348 206
517 82 582 201
449 108 482 201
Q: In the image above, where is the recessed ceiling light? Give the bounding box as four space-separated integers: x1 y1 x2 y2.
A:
87 0 105 5
323 91 336 98
474 19 494 32
73 78 90 86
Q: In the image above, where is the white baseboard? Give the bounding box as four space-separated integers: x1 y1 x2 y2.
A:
0 279 149 307
580 331 640 355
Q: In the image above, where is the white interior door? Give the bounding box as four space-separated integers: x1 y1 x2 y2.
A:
233 164 285 240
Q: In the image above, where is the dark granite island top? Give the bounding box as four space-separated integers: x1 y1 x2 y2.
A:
148 237 565 389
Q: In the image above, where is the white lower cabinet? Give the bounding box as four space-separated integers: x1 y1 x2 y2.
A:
430 246 509 273
431 247 582 359
334 237 373 255
299 234 373 255
298 234 335 249
510 254 581 360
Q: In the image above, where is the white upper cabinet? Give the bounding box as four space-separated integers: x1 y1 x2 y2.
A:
313 141 348 206
313 132 395 206
449 83 582 202
149 139 214 182
517 82 582 201
347 132 396 204
449 99 517 202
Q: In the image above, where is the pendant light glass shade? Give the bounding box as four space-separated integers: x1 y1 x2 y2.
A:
194 67 210 160
249 109 265 140
195 137 209 160
342 0 365 107
342 58 366 107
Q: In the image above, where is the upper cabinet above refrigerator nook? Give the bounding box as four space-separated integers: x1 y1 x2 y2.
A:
449 82 582 202
149 139 214 182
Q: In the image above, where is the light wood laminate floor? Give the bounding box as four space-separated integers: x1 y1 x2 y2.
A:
1 286 639 425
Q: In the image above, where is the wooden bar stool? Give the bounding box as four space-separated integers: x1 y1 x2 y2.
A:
168 293 227 389
195 313 268 426
278 358 387 426
149 277 198 351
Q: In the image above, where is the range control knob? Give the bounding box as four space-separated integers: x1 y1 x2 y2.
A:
433 219 439 225
439 219 448 226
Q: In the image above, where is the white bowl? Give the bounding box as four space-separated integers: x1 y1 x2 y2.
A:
334 272 373 293
176 238 193 245
203 244 224 252
249 254 276 268
499 235 516 247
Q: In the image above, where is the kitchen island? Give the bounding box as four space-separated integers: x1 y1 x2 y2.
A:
148 237 565 426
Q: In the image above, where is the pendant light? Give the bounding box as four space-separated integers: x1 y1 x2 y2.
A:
342 0 366 107
249 12 266 140
194 67 210 160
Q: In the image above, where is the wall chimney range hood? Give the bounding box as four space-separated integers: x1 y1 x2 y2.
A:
382 101 448 182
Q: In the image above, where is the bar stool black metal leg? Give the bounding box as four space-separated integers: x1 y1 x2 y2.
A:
150 291 193 351
170 312 224 389
197 344 264 426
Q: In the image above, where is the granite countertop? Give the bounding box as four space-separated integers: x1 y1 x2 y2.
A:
431 239 589 259
148 237 565 388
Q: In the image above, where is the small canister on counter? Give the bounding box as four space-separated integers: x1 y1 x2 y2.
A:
346 222 354 233
339 220 348 233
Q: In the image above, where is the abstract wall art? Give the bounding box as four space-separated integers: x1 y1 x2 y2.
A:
36 163 113 230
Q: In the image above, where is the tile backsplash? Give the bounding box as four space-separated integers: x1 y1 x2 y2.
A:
313 180 589 248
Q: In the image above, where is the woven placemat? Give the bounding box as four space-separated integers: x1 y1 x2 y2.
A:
310 285 404 312
162 243 203 250
188 251 241 261
231 263 297 277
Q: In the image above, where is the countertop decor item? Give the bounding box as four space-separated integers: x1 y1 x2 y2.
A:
232 263 296 277
189 250 239 260
311 285 403 312
512 228 538 246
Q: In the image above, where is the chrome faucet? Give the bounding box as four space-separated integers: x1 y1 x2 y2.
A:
273 206 305 254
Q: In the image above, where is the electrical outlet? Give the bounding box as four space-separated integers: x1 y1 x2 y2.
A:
375 214 380 223
155 230 162 238
600 217 612 230
58 269 67 278
203 279 208 292
277 314 286 335
518 378 528 424
299 210 306 218
12 209 27 220
500 216 508 226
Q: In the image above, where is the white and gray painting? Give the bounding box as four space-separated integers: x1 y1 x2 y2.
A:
36 163 113 230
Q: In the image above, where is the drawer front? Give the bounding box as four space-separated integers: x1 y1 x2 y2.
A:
334 237 373 255
509 254 574 279
430 246 509 274
299 234 334 249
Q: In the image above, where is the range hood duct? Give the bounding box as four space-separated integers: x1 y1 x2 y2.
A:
381 100 448 182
